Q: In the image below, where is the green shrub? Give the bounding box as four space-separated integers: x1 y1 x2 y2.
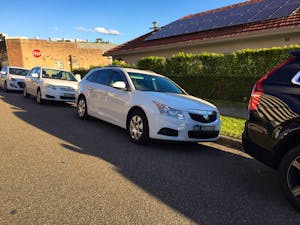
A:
137 56 166 74
112 59 134 68
72 68 88 77
171 75 260 102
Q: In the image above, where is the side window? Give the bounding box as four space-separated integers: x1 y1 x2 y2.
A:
28 68 37 77
35 67 41 77
86 71 97 83
269 57 300 83
94 70 111 85
109 70 126 86
1 66 7 75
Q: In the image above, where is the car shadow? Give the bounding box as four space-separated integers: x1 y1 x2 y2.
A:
1 91 300 225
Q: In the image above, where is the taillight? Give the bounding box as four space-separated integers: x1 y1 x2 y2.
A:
248 57 296 111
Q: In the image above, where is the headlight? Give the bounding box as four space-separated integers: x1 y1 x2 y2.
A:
8 76 16 81
45 84 57 90
154 101 185 120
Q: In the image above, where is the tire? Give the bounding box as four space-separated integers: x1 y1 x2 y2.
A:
36 88 44 104
77 96 88 120
3 81 8 92
128 110 149 144
23 87 29 98
279 145 300 211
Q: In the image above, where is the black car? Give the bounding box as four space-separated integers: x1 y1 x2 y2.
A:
243 50 300 211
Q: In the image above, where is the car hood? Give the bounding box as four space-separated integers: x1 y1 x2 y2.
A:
143 91 217 111
10 75 26 81
43 79 78 89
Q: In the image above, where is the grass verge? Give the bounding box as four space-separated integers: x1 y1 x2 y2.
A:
220 115 245 139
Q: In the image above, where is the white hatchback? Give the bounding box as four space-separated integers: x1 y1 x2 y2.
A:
76 67 221 144
0 66 29 91
24 67 79 104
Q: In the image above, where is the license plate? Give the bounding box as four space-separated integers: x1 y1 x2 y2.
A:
193 125 215 131
63 93 75 97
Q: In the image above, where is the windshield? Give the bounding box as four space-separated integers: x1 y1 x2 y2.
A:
9 68 29 76
128 72 184 94
42 69 77 81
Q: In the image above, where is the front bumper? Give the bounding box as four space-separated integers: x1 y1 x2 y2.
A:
7 80 25 91
42 88 76 102
149 111 221 142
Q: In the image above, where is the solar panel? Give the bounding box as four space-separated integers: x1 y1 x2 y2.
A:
145 0 300 41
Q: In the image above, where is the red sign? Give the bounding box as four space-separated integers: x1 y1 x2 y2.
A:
32 49 41 58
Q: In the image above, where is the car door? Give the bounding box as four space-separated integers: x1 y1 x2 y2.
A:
103 69 131 127
84 69 110 118
25 67 39 95
31 67 41 96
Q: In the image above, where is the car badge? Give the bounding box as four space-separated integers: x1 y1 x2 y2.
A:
203 113 210 121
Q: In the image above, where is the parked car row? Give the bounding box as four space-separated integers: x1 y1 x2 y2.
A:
1 50 300 212
0 65 221 144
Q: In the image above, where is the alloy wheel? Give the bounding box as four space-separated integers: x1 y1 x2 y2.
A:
78 98 86 118
129 115 144 141
287 156 300 200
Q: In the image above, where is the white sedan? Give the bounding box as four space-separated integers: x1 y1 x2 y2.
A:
24 67 79 104
76 67 221 144
0 66 29 91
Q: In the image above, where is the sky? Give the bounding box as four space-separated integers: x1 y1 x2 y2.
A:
0 0 244 44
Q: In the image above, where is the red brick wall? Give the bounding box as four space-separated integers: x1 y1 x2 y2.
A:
6 39 112 71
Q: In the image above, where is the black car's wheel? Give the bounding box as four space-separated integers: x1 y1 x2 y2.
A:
128 110 149 144
23 87 29 98
36 88 44 104
279 145 300 211
77 96 88 120
3 81 8 92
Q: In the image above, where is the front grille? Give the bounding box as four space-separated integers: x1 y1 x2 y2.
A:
60 87 75 92
189 111 217 123
188 131 219 139
17 82 25 88
60 96 75 100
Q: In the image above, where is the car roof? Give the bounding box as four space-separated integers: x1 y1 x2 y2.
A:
40 67 71 73
8 66 30 70
103 66 165 78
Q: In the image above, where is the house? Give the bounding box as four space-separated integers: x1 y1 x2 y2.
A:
104 0 300 64
0 37 116 71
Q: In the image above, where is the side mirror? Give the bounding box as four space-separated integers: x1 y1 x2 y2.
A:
31 73 39 78
75 74 81 81
112 81 127 90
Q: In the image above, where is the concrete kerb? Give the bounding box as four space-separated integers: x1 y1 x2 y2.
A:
216 135 243 150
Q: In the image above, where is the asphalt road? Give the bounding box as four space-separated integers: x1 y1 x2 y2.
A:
1 91 300 225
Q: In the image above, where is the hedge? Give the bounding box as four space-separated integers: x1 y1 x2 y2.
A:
137 45 300 77
171 76 260 102
135 46 300 102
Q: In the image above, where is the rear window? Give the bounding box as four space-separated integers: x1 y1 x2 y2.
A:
267 57 300 83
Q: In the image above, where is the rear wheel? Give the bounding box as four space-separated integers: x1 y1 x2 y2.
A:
36 88 44 104
128 110 149 144
77 96 88 120
279 145 300 211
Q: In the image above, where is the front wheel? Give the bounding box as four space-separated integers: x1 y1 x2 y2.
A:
128 110 149 144
36 89 44 104
77 96 88 120
279 145 300 211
